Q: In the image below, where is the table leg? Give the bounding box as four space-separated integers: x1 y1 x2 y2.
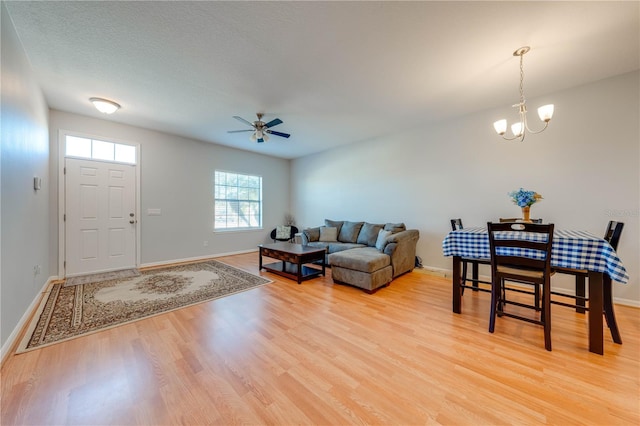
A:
576 275 586 313
588 271 604 355
453 256 462 313
259 249 263 270
297 259 302 284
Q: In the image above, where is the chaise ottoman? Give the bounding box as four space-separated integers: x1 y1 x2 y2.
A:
328 247 393 293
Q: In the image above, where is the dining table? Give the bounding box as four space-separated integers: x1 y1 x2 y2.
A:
442 226 629 355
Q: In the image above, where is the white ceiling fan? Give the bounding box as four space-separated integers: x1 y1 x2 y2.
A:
227 113 291 143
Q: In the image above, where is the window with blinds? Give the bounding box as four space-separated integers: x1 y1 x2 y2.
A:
214 171 262 230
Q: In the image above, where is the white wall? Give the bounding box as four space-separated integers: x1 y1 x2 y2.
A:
291 71 640 305
49 111 292 268
1 3 51 348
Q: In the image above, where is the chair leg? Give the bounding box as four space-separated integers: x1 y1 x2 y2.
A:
489 278 499 333
534 285 541 311
543 281 552 351
472 262 479 291
575 275 586 314
461 261 468 295
603 275 622 344
498 278 505 315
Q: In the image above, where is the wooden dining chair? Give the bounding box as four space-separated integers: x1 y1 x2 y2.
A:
450 219 491 294
551 221 624 343
488 222 555 351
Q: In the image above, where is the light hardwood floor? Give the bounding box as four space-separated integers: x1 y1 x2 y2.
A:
2 252 639 425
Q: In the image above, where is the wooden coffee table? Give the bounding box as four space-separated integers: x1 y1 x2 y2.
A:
258 242 326 284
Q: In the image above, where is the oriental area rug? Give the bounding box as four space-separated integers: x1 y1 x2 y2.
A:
17 260 271 353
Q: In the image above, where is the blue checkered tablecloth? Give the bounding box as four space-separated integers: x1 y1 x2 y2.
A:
442 227 629 284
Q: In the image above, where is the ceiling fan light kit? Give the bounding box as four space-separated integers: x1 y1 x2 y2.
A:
228 112 290 143
493 46 554 142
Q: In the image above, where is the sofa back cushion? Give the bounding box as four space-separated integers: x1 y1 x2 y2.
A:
357 222 384 246
324 219 344 236
384 222 406 233
375 229 392 251
303 227 320 242
338 221 364 243
319 226 339 242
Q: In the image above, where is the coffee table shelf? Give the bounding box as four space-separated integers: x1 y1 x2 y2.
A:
259 242 326 284
261 262 324 282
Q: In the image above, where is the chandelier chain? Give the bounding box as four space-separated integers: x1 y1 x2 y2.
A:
519 53 525 105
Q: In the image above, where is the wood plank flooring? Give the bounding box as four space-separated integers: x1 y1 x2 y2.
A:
2 252 639 425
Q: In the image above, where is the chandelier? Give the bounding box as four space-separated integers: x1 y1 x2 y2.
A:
493 46 554 141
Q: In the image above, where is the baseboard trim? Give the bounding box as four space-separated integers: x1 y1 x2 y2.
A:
1 275 58 366
140 249 258 269
420 265 640 308
612 297 640 308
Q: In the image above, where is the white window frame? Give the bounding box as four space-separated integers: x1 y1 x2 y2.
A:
214 170 263 231
64 134 137 165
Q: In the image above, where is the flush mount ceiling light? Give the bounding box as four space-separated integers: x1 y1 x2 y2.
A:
90 97 120 114
493 46 554 142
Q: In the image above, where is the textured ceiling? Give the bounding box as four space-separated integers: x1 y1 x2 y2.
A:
5 1 639 159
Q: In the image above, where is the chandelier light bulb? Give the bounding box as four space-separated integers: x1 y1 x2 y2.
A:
511 122 523 137
538 104 554 122
493 119 507 135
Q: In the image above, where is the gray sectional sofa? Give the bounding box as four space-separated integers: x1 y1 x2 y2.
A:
300 220 420 293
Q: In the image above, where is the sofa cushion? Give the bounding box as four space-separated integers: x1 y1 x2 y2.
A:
375 229 392 251
384 222 406 233
305 241 365 254
328 242 366 253
303 227 320 242
338 221 364 243
305 241 330 251
357 222 384 246
329 247 391 273
319 226 338 242
325 219 344 236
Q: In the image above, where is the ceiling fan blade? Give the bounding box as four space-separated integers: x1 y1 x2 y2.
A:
233 116 255 127
264 118 283 128
227 129 254 133
266 130 290 138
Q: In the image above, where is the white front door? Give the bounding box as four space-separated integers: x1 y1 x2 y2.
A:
65 158 137 276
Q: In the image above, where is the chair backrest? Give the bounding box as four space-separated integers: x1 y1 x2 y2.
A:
450 218 463 231
604 221 624 250
499 218 543 224
487 222 555 282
